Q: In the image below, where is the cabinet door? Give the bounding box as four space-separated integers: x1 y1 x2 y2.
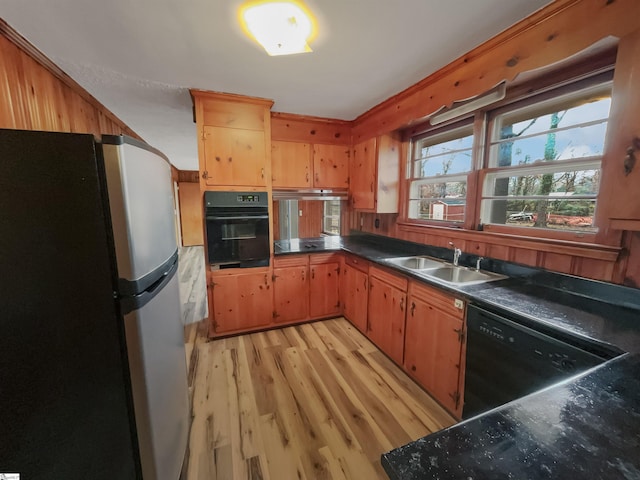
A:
203 126 266 187
272 140 312 188
367 275 406 365
309 262 340 318
177 182 203 246
273 265 309 323
210 271 272 333
313 144 349 189
404 296 464 416
342 264 368 333
350 138 376 210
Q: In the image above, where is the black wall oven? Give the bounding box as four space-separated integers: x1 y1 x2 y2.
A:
204 191 270 268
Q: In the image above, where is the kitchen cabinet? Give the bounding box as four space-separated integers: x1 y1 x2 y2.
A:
350 133 400 212
598 30 640 232
312 143 350 189
273 255 309 323
404 281 466 418
202 126 267 187
341 255 369 333
208 269 273 335
367 266 408 365
191 90 273 190
271 141 349 189
271 140 311 188
309 253 341 318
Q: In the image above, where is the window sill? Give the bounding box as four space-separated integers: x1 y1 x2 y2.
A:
396 220 621 262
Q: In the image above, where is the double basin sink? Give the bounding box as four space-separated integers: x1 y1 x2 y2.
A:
383 256 507 286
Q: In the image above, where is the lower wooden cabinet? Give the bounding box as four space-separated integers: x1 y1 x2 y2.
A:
341 257 369 333
309 254 341 318
273 257 309 323
208 269 273 335
367 266 407 365
404 281 466 418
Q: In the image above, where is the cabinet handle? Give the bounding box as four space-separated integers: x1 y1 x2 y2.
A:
228 156 232 163
264 274 268 285
311 268 315 279
411 302 416 316
364 278 367 290
306 172 309 182
623 137 640 176
400 298 404 311
370 181 373 192
315 172 319 183
301 271 305 281
261 167 265 178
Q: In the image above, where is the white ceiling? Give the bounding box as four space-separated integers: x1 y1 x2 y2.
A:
2 0 551 170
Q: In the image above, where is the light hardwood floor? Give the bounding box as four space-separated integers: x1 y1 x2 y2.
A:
179 247 456 480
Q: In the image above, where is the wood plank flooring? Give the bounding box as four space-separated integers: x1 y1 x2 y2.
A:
185 318 456 480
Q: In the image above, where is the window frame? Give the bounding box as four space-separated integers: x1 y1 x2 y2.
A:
399 67 614 244
479 73 613 241
404 118 476 228
322 199 341 236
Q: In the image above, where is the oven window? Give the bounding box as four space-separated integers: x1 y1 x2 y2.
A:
221 223 257 240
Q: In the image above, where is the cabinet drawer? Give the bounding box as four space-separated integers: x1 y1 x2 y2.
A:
369 265 407 292
310 252 342 265
408 280 465 319
273 255 309 268
344 254 369 273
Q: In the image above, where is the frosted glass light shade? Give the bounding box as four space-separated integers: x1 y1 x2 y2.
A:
240 1 315 56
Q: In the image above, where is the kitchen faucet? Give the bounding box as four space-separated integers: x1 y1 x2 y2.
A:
448 242 462 266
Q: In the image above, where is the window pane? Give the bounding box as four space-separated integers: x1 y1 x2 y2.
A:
415 133 474 158
491 122 608 167
413 150 473 177
322 200 341 235
482 198 597 232
489 168 600 197
408 181 466 222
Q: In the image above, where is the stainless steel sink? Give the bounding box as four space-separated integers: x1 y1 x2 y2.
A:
384 256 444 270
423 266 506 285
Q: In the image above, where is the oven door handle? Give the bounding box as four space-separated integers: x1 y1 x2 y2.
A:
206 215 269 220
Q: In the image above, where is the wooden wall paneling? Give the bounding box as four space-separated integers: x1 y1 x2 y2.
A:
542 252 574 275
272 201 281 241
509 248 539 269
622 232 640 287
573 258 615 282
271 112 352 145
298 200 324 238
178 182 204 247
352 0 640 141
0 21 139 138
178 170 200 183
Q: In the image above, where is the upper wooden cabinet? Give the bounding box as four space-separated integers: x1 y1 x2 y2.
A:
272 140 312 188
203 126 266 187
350 133 400 212
598 30 640 232
312 144 350 189
191 90 273 189
271 141 349 189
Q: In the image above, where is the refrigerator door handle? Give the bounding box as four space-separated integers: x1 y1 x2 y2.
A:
120 259 178 315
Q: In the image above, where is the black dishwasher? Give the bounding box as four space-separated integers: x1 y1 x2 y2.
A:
463 305 609 419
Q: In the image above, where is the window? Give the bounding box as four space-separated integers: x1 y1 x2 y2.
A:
481 81 611 233
322 200 341 235
407 122 474 223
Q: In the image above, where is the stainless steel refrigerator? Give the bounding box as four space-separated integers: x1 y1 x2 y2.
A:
0 129 190 480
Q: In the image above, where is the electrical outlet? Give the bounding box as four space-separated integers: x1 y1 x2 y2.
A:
454 299 464 309
299 210 303 217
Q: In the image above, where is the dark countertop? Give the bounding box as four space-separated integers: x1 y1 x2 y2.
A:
382 353 640 480
275 235 640 356
276 234 640 479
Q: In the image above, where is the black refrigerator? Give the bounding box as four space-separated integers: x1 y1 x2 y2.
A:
0 129 189 480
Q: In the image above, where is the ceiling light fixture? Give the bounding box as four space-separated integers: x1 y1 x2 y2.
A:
239 1 317 56
429 83 507 125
